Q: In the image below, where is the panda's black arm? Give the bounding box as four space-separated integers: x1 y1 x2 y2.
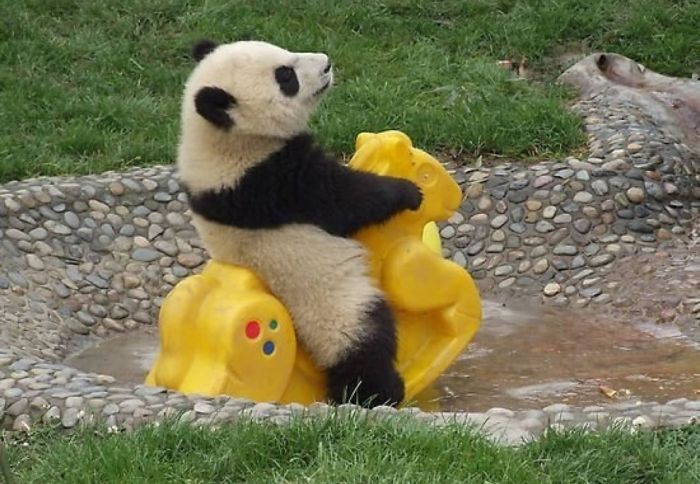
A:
186 134 422 237
295 157 423 236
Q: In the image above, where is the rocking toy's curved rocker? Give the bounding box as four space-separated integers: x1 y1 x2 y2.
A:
145 130 482 406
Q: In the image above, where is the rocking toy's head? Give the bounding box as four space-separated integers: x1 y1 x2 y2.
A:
182 39 333 140
350 131 462 223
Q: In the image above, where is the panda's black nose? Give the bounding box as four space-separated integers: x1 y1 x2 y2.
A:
323 61 332 74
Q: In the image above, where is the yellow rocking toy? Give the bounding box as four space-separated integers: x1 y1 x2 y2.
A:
145 130 482 406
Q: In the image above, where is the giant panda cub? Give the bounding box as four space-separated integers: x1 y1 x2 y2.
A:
177 39 423 407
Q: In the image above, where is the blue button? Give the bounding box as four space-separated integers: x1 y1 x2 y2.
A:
262 341 275 355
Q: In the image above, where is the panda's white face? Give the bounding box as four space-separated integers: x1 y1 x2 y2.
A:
184 40 333 139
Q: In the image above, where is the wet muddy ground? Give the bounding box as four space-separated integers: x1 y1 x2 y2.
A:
64 327 159 386
65 297 700 413
423 225 700 412
418 300 700 412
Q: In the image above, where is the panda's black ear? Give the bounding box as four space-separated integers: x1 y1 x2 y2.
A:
192 39 218 62
195 87 237 129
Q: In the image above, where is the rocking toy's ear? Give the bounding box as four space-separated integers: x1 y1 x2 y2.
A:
192 39 219 62
355 132 376 151
385 135 412 163
350 132 415 175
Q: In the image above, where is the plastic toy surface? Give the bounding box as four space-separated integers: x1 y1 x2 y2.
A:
145 130 482 405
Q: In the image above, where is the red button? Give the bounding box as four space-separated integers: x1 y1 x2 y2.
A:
245 321 260 339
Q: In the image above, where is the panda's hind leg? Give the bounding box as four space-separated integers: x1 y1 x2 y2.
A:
242 226 404 408
326 298 404 408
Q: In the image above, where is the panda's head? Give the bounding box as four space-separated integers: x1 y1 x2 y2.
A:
183 39 333 139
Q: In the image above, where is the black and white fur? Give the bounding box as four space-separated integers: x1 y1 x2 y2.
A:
177 39 422 407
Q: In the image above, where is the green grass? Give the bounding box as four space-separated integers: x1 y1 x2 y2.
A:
1 0 698 182
4 414 700 483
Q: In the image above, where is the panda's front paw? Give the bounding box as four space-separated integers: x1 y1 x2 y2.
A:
404 182 423 210
396 180 423 212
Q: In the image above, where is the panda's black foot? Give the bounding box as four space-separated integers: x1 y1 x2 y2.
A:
327 365 405 408
326 298 404 408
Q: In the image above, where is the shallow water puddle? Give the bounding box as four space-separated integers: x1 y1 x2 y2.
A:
64 327 159 384
65 300 700 412
417 300 700 412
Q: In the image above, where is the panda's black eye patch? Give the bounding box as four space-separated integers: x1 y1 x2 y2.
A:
275 66 299 97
